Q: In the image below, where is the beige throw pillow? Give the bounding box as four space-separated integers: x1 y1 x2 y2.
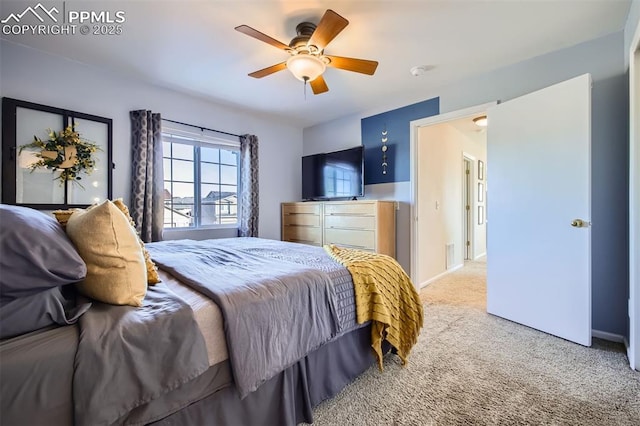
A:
111 199 161 285
53 201 160 286
66 200 147 307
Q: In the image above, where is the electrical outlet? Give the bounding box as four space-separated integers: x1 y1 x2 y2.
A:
395 201 400 210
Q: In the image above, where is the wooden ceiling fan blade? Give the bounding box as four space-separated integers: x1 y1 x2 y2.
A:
248 62 287 78
235 25 290 51
325 55 378 75
310 75 329 94
308 10 349 50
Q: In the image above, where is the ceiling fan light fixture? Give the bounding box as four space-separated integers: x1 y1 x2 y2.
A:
286 54 326 82
236 9 375 95
473 115 488 127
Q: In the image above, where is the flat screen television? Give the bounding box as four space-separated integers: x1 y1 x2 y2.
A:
302 146 364 200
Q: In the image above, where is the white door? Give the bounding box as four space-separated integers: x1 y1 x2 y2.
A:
487 74 592 346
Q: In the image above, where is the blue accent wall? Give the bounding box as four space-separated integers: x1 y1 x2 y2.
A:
361 97 439 184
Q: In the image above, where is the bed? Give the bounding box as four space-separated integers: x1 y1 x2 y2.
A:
0 203 422 426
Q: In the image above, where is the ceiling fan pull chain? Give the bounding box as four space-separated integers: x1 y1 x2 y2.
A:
304 77 308 100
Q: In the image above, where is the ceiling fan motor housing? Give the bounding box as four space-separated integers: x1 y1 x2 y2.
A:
289 22 319 53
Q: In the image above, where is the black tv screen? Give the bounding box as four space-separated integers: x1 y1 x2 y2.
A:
302 146 364 200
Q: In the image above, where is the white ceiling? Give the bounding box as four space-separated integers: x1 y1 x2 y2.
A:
0 0 632 128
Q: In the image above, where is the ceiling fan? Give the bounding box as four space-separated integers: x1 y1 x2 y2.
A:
235 9 378 95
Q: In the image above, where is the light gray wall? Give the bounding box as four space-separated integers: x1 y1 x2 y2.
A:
0 40 303 241
303 31 629 337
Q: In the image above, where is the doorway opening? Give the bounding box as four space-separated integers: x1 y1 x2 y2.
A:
409 102 492 288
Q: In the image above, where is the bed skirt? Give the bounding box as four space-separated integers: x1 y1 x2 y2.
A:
0 319 380 426
152 324 381 426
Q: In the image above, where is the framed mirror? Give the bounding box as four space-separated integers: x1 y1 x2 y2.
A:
2 98 113 209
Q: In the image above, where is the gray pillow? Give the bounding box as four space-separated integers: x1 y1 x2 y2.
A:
0 205 87 303
0 286 91 339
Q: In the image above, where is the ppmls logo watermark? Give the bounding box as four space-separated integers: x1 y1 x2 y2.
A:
2 2 126 36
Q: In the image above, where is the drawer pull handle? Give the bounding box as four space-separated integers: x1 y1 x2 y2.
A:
332 243 369 250
329 226 368 230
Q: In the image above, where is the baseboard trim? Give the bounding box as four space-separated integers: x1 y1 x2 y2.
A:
592 329 625 343
419 264 464 288
474 253 486 260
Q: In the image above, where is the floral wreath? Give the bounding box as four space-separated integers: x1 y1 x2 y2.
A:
19 125 101 186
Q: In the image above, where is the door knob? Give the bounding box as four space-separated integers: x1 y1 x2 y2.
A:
571 219 589 228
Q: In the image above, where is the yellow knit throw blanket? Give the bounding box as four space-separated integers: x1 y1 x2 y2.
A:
324 245 424 369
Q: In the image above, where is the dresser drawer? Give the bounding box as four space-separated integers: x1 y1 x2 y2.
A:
283 214 320 227
324 228 375 250
324 202 375 216
283 203 321 215
283 226 322 245
324 215 375 230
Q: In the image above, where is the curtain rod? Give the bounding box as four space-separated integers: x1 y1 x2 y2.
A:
161 118 241 138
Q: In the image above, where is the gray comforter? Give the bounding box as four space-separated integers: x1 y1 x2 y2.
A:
211 237 359 333
147 239 341 398
73 282 209 426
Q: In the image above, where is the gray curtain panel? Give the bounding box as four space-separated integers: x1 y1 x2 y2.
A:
238 134 259 237
130 110 164 242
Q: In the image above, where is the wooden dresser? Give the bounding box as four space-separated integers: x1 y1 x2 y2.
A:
281 200 396 258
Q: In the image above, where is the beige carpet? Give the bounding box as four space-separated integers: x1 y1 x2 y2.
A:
309 259 640 425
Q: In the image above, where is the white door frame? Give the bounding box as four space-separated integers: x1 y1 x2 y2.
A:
628 16 640 371
462 155 475 260
409 101 497 284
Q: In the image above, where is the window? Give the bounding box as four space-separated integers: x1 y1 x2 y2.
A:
162 129 239 229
